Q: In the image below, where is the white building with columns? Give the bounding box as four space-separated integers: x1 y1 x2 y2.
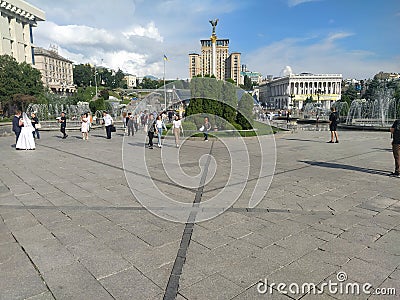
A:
0 0 45 64
259 73 342 110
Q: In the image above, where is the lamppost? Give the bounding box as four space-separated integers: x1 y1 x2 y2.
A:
290 94 296 115
316 89 321 105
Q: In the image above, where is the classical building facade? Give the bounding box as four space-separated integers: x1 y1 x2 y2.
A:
259 73 342 110
0 0 45 64
33 47 76 95
188 21 241 85
124 74 137 88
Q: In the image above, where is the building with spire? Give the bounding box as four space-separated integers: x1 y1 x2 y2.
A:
189 20 241 85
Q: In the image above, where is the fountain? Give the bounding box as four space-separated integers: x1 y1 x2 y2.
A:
345 88 397 128
26 102 91 129
27 102 90 120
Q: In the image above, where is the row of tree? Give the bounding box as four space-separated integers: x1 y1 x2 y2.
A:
73 64 126 89
185 77 254 130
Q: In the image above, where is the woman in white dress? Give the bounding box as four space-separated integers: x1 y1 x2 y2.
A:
81 113 89 140
16 112 35 150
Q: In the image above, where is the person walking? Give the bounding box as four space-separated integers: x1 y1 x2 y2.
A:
390 118 400 176
125 113 130 130
147 114 156 149
203 117 212 141
87 112 92 132
173 115 183 148
102 111 113 139
127 113 135 136
156 115 167 148
134 114 139 132
58 112 68 139
12 110 22 144
31 112 40 139
328 107 339 143
81 113 89 140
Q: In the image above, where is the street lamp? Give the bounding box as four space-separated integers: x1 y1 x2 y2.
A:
290 93 296 110
316 89 321 105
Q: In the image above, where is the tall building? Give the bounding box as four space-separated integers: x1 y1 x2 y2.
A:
188 21 241 85
0 0 45 64
33 46 76 95
259 73 342 110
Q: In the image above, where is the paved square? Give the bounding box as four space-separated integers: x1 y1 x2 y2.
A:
0 128 398 299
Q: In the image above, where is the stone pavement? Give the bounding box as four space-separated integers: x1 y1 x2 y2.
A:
0 127 399 300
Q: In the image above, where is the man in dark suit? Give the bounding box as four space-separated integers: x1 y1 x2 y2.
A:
12 110 22 144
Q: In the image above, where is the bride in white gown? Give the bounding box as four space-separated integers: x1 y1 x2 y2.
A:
16 112 36 150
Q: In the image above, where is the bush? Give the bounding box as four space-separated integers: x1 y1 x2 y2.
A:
182 121 197 131
232 122 242 130
0 117 12 122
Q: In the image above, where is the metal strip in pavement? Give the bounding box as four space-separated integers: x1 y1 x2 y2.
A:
163 141 214 300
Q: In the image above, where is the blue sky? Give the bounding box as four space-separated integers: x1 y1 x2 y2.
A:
29 0 399 80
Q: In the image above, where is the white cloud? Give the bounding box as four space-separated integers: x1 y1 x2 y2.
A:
325 32 354 43
288 0 321 7
244 32 400 79
123 22 163 42
35 22 117 48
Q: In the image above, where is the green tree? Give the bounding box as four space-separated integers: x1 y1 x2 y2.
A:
226 78 235 85
240 75 252 91
140 77 159 89
73 64 94 87
99 89 110 100
341 84 358 105
236 92 254 129
221 81 237 124
0 55 43 115
113 69 125 88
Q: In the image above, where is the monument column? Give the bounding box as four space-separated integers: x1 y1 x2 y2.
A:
209 19 219 78
211 35 217 77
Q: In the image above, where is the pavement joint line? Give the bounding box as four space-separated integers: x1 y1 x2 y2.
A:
163 141 214 300
38 143 198 193
9 231 57 299
0 204 336 216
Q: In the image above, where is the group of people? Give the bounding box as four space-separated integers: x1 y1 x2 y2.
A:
146 114 211 149
12 110 40 150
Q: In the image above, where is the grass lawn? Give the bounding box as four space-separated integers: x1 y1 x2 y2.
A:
162 120 282 137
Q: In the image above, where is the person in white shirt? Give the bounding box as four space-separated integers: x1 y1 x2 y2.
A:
172 115 183 147
81 113 89 140
156 115 167 148
102 111 113 139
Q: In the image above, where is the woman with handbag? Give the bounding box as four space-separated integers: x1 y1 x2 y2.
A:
31 112 40 139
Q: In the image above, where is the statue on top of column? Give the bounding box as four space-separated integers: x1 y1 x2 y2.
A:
209 18 219 35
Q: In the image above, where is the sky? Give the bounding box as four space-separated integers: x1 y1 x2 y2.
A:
28 0 400 80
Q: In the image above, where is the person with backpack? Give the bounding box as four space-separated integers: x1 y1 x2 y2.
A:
390 118 400 176
328 107 339 143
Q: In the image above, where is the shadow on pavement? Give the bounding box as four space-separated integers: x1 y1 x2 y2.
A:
300 160 391 176
283 138 325 143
